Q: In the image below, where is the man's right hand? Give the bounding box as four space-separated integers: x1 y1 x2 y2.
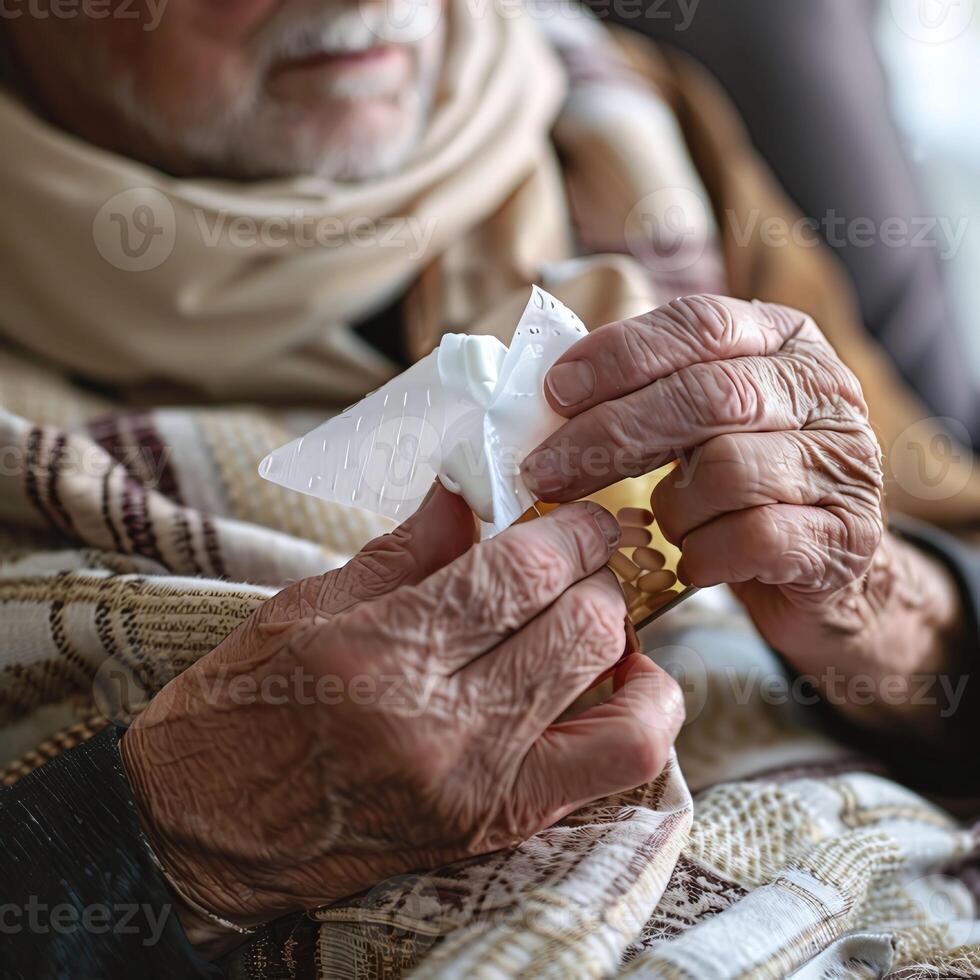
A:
119 486 684 953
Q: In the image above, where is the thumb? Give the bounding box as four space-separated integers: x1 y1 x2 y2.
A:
304 483 478 616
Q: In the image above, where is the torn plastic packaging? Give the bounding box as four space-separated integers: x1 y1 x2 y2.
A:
259 286 695 627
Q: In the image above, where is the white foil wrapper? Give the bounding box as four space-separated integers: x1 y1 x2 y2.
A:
258 286 588 536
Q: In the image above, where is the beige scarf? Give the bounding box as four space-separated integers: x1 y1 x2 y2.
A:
0 5 575 404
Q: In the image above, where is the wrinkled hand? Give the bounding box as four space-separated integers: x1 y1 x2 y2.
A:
120 487 683 954
523 296 961 730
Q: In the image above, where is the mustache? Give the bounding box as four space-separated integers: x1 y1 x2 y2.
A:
258 2 442 64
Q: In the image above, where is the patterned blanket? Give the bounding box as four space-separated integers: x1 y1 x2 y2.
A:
2 352 979 978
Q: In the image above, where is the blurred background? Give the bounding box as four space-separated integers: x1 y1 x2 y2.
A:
618 0 980 389
877 0 980 375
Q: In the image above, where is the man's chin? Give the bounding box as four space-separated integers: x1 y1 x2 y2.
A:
297 103 424 181
126 96 425 183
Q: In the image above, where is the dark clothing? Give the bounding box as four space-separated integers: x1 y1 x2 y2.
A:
0 726 220 980
609 0 980 444
829 517 980 791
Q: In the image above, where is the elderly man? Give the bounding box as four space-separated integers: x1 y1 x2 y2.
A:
0 1 978 978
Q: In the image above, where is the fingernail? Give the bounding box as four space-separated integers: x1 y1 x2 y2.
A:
585 503 621 549
521 448 567 496
547 360 596 408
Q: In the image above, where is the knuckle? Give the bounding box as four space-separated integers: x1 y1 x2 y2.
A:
753 507 790 556
846 509 884 563
702 431 748 469
806 429 884 509
802 345 868 419
799 512 874 587
479 509 617 627
700 433 758 495
477 544 566 629
623 721 674 785
663 294 743 357
676 361 763 430
756 301 811 340
835 360 867 408
611 319 665 388
855 428 885 488
569 580 626 654
597 399 643 456
340 535 415 599
552 504 614 569
588 403 655 479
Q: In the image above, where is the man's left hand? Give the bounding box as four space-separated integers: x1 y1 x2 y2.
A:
522 295 962 733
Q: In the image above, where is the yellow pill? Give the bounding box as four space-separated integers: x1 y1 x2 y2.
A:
608 551 640 582
620 526 652 548
644 590 677 613
637 570 677 594
621 582 642 606
617 507 654 527
634 547 666 572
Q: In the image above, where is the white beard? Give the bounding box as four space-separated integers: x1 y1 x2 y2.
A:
96 4 444 182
